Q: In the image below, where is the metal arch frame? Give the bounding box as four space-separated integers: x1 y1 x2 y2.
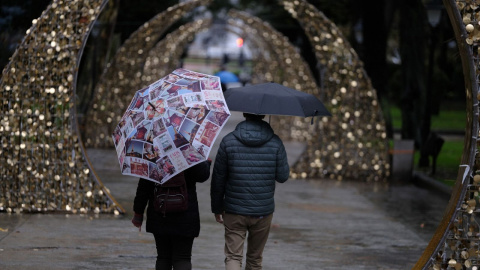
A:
73 0 125 214
414 0 479 268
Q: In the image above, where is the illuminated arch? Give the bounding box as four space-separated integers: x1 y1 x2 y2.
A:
413 1 480 269
280 0 389 181
0 0 123 214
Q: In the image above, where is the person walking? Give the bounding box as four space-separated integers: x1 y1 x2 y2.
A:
132 160 211 270
210 113 290 270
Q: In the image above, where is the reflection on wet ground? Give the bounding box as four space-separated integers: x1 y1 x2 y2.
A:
259 179 449 269
356 180 449 241
0 153 450 269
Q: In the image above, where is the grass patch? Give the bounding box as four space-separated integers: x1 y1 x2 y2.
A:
390 107 402 129
412 139 464 184
431 111 466 131
390 106 466 131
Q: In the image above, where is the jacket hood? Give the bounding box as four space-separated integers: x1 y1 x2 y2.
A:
233 120 274 146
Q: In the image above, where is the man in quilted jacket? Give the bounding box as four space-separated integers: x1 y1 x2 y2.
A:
210 113 290 270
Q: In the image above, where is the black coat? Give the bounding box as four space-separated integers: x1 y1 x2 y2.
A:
133 161 210 237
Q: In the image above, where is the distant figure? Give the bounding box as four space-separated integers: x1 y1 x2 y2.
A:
238 69 251 86
221 53 230 65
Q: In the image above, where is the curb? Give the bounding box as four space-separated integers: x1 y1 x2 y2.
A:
413 171 453 198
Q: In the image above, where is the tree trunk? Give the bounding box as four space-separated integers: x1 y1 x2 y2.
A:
398 0 426 149
361 0 394 138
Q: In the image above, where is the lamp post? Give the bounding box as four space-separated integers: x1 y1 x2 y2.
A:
419 0 443 169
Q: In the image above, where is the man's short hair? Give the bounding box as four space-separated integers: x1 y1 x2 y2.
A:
243 113 265 120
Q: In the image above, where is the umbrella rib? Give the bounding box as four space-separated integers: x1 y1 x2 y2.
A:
258 91 266 115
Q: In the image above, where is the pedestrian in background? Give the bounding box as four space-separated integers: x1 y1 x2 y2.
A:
210 113 290 270
132 160 211 270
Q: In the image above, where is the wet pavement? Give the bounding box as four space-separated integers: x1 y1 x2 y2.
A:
0 112 450 269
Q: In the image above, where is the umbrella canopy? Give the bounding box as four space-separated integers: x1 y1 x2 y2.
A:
112 68 231 184
224 82 331 118
214 70 239 83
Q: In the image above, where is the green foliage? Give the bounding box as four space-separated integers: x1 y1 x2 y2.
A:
390 106 466 131
435 140 463 170
431 111 466 131
390 106 402 129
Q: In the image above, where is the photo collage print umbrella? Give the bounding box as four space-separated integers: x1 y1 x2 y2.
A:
112 68 230 184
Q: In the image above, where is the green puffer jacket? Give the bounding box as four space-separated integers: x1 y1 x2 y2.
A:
210 119 290 216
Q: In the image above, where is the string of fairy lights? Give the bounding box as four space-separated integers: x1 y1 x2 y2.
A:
0 0 123 214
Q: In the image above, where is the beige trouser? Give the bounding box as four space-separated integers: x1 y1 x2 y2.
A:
223 213 273 270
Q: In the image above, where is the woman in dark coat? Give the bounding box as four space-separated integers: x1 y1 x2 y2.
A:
132 160 211 270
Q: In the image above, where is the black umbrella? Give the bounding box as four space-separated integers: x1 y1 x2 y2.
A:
224 82 331 119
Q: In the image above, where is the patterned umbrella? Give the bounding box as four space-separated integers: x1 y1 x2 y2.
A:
112 68 230 183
